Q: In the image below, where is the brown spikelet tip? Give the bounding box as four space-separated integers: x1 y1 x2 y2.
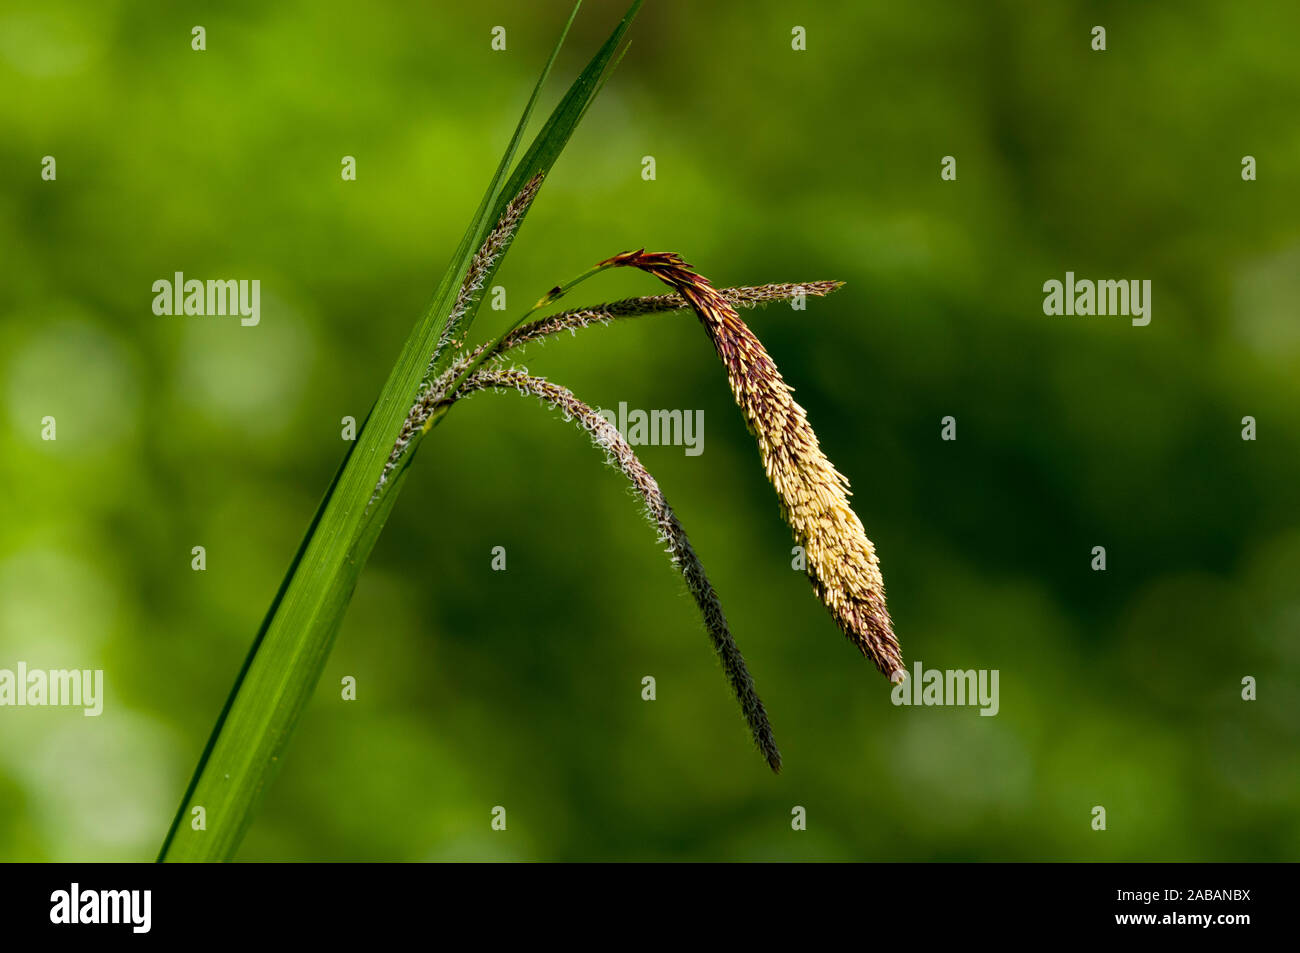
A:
602 250 905 682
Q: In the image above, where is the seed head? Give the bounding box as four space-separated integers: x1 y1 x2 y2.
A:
599 250 904 681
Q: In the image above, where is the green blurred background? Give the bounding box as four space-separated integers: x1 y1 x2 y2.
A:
2 0 1298 861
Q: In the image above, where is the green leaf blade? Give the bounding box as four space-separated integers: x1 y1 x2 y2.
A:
158 0 642 863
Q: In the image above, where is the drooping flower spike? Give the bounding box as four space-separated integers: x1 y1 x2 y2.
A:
598 250 905 683
383 179 902 771
455 366 781 772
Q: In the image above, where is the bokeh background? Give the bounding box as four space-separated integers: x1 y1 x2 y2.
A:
2 0 1298 861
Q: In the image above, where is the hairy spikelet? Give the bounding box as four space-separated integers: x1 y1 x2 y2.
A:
455 366 782 771
599 250 904 681
428 172 545 373
374 175 545 499
496 281 843 354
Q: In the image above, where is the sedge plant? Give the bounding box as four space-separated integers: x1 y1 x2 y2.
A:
160 0 902 862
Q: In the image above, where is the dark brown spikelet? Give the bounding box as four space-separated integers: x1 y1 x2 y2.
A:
454 366 782 771
599 250 905 682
